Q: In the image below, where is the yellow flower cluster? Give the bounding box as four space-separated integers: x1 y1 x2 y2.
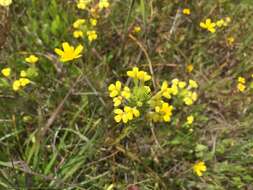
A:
108 67 198 125
0 55 38 91
200 17 231 33
72 18 98 42
237 76 246 92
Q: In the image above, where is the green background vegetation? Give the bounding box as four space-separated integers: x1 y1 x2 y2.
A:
1 0 253 189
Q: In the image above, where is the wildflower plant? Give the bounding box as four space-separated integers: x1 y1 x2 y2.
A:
108 67 199 127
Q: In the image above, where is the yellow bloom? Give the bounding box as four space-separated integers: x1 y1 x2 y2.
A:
124 106 140 120
90 18 97 26
0 0 12 6
186 64 193 73
20 70 27 77
156 102 173 122
54 42 83 62
73 19 85 29
238 77 245 84
127 67 139 80
19 78 30 87
200 19 216 33
25 55 39 64
133 26 141 33
99 0 109 9
87 30 98 42
121 86 131 99
172 78 179 85
108 81 121 97
216 19 225 27
227 37 235 46
161 81 172 99
113 96 123 107
1 67 11 77
187 115 194 124
178 81 186 89
189 79 198 89
73 30 84 38
12 80 21 91
237 83 246 92
77 0 90 10
137 71 151 82
193 161 207 176
182 8 190 15
183 91 197 105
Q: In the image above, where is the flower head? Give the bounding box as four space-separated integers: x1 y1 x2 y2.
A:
187 115 194 125
87 30 98 42
25 55 39 64
73 19 85 29
1 67 11 77
54 42 83 62
12 80 21 91
73 30 84 38
99 0 109 9
200 19 216 33
133 26 141 33
193 161 207 176
108 81 121 97
183 8 190 15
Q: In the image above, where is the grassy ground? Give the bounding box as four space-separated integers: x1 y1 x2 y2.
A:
1 0 253 189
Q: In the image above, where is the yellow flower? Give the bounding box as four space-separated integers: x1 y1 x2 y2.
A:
171 84 178 95
0 0 12 6
161 81 172 99
113 96 123 107
127 67 151 82
124 106 140 120
87 30 98 42
238 77 245 84
156 102 173 122
19 78 30 87
1 67 11 77
73 30 84 38
200 19 216 33
137 71 151 82
133 26 141 33
121 86 131 99
186 64 193 73
99 0 109 9
172 78 179 85
54 42 83 62
178 81 187 89
77 0 90 10
237 83 246 92
227 37 235 46
223 17 231 26
90 18 97 26
25 55 39 64
108 81 121 97
182 8 190 15
187 115 194 124
20 70 27 77
216 19 225 27
183 91 197 105
193 161 207 176
12 80 21 91
73 19 85 29
189 79 198 89
127 67 139 79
